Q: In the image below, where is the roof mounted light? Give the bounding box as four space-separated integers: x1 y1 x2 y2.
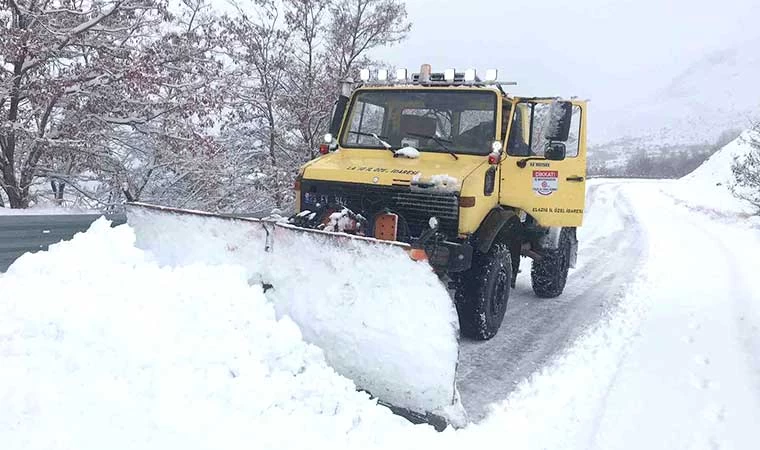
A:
377 69 388 81
464 69 476 82
420 64 432 83
395 68 408 81
485 69 498 82
359 68 370 82
444 68 456 81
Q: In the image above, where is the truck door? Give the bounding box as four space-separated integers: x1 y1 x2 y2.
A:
499 99 587 227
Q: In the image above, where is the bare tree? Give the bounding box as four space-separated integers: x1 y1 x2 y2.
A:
283 0 333 160
732 124 760 209
222 0 295 209
328 0 410 81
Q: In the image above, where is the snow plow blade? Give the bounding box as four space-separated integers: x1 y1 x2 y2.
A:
125 202 467 429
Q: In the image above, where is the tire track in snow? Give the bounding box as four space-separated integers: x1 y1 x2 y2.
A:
457 182 648 421
580 183 760 450
677 200 760 409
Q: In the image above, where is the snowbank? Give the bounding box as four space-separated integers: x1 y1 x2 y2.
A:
0 219 437 450
666 130 759 219
125 205 465 424
4 183 759 449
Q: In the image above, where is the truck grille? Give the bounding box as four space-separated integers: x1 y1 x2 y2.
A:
300 181 460 241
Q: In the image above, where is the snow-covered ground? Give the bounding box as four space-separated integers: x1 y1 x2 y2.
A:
666 130 760 222
2 144 759 448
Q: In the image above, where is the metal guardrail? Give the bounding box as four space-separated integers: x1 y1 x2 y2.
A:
0 214 126 273
0 209 273 273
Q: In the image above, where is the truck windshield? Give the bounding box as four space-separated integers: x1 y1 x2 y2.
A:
340 90 498 155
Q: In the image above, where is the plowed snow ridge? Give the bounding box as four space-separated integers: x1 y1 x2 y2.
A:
1 180 759 450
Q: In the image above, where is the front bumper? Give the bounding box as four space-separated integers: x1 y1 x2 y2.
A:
424 240 473 273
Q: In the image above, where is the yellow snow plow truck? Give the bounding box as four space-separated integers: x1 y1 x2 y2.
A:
125 65 587 430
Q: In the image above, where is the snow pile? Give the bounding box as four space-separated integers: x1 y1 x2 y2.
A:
411 173 460 193
324 208 365 233
4 184 760 449
684 131 753 187
666 130 759 218
394 146 420 159
0 219 437 450
125 205 465 424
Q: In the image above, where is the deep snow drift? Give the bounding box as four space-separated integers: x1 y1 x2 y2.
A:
3 180 759 449
0 219 429 450
667 129 759 220
124 204 464 424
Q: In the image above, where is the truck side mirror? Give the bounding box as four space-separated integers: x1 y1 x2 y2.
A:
545 142 566 161
329 95 349 137
544 101 573 142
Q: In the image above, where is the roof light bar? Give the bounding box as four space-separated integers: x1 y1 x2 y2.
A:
395 68 408 81
444 68 456 81
359 68 370 82
377 69 388 81
464 69 476 82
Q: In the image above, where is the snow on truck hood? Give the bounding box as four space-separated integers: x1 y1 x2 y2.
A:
302 148 488 190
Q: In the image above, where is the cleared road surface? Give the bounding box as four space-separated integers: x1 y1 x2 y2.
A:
458 181 648 421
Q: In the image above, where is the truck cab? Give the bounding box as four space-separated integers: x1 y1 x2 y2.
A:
293 66 587 340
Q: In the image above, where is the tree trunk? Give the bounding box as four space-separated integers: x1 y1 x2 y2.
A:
4 185 28 208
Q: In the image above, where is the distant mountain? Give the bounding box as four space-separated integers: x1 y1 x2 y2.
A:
591 37 760 155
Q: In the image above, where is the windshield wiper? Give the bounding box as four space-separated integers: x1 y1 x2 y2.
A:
348 131 395 154
406 132 458 160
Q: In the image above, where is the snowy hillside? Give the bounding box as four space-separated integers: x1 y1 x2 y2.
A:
592 37 760 153
667 129 759 216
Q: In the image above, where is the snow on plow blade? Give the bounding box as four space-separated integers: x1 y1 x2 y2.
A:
125 202 467 428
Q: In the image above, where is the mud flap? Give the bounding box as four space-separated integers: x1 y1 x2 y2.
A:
125 202 467 428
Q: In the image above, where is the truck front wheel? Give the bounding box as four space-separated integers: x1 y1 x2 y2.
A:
531 228 573 298
455 243 512 340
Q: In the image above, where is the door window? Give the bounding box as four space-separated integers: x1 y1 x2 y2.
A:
507 101 582 157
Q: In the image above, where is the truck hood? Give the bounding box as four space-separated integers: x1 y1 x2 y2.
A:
302 149 488 191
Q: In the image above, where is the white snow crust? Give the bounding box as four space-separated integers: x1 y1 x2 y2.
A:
4 177 760 449
411 173 459 193
0 219 425 449
668 130 760 218
125 206 465 424
394 146 420 158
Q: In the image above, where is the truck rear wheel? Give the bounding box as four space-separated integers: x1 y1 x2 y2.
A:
531 228 573 298
455 243 512 340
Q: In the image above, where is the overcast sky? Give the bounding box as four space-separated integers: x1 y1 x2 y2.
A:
374 0 760 111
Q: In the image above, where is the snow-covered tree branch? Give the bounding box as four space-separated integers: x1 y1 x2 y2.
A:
731 123 760 209
1 0 411 210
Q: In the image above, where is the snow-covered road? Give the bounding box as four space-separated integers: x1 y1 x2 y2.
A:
462 180 760 449
459 181 648 420
586 182 760 449
2 179 759 449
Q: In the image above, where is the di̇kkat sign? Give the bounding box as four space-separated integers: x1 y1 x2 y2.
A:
532 170 558 196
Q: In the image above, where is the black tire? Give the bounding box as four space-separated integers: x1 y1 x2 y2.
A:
455 242 512 340
531 228 573 298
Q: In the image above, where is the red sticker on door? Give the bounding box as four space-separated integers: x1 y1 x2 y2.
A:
532 170 558 196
